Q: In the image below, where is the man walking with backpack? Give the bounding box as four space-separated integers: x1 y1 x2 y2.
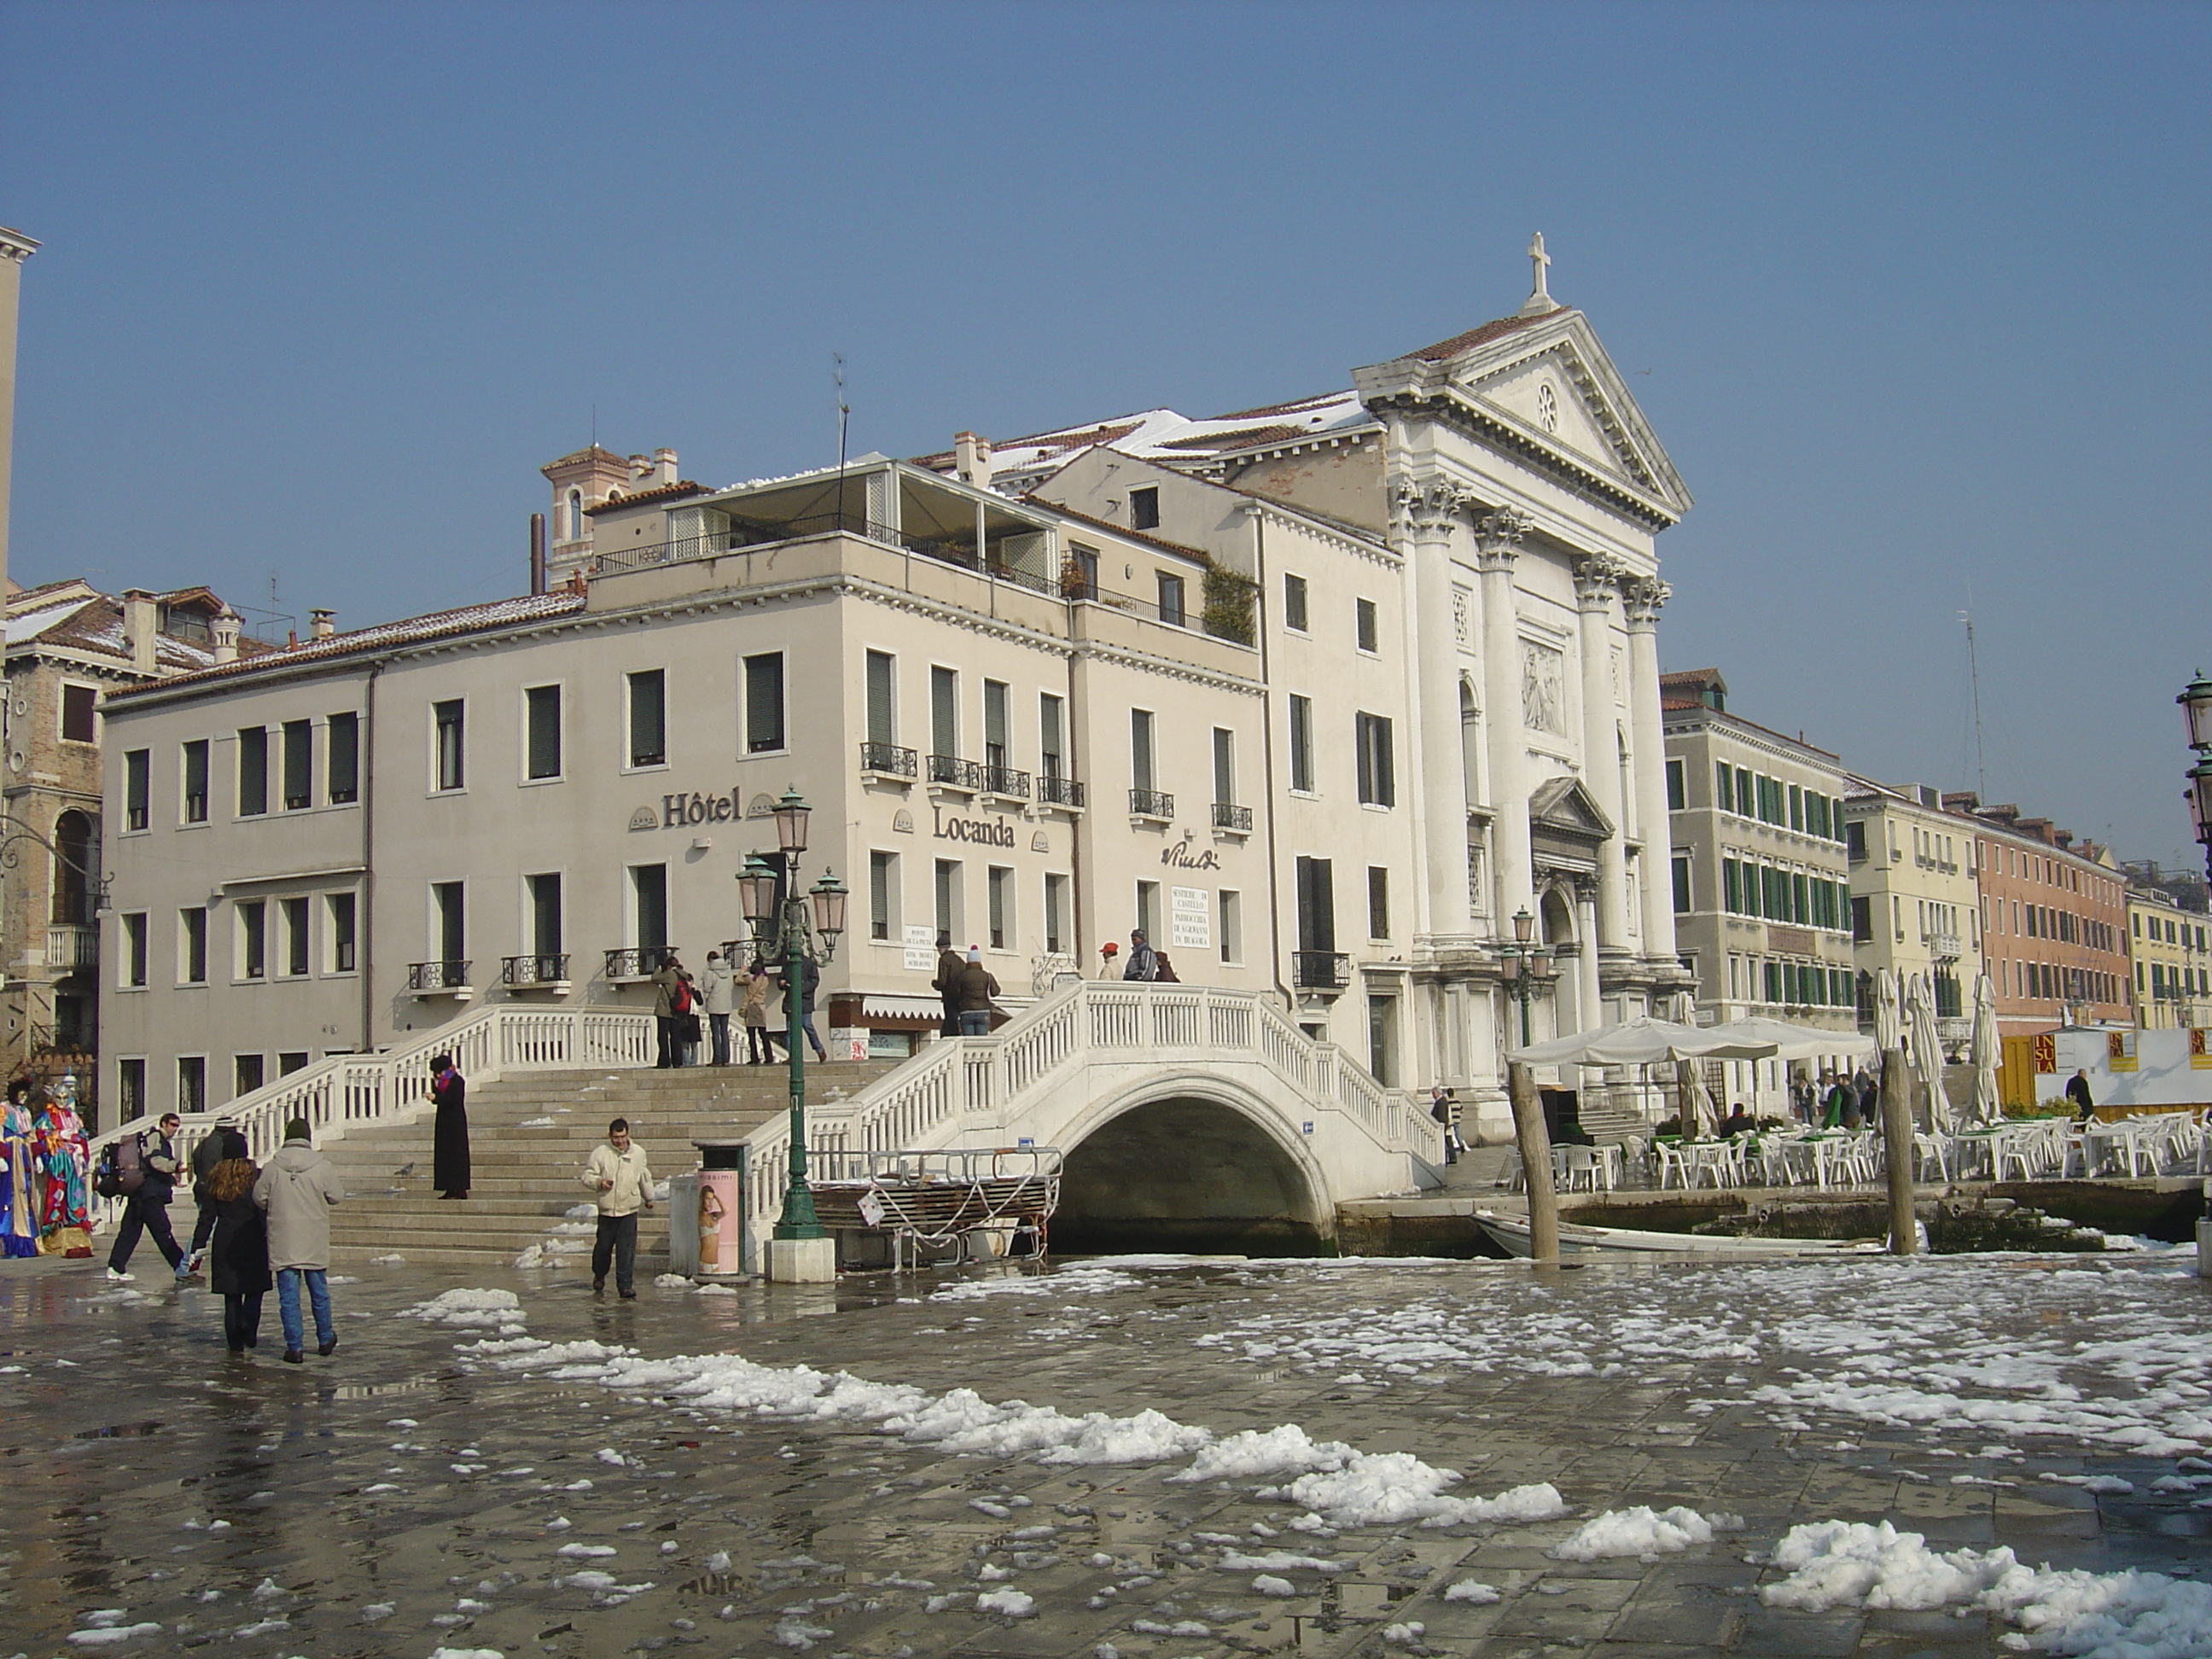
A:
105 1112 189 1284
253 1118 343 1363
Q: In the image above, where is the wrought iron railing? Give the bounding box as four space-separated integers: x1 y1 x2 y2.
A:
928 754 986 790
1293 950 1353 991
407 959 470 991
982 765 1031 799
859 742 917 777
503 953 572 987
1212 801 1253 831
1129 788 1174 818
1037 775 1086 809
604 946 676 981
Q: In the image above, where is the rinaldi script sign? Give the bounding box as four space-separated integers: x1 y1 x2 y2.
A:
932 805 1017 847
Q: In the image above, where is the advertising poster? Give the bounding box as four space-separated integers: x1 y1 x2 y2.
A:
694 1170 744 1278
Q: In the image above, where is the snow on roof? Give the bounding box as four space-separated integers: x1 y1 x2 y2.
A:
932 392 1377 492
5 594 99 645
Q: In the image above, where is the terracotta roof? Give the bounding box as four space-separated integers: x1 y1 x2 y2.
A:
108 591 589 698
1404 311 1557 362
1155 424 1310 451
585 480 707 513
1026 501 1213 567
913 422 1144 473
1210 390 1355 421
541 445 626 474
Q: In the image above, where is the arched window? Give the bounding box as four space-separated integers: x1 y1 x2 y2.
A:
52 810 96 924
567 489 584 541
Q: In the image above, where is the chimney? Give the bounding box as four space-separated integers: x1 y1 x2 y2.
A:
121 588 159 673
653 447 679 487
954 431 992 490
309 608 336 640
529 512 547 596
212 609 241 664
628 453 651 483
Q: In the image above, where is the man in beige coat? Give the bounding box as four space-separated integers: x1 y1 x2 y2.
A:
581 1118 655 1299
253 1117 343 1363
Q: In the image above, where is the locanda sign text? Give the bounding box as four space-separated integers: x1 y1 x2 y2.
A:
931 804 1017 847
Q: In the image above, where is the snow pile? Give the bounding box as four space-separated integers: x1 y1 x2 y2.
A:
1216 1550 1348 1574
1443 1578 1501 1604
1177 1423 1353 1482
930 1266 1141 1302
400 1289 525 1327
1275 1452 1566 1529
1550 1505 1734 1561
1251 1575 1297 1597
975 1587 1037 1618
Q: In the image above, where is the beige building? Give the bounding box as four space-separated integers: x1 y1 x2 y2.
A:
1841 777 1984 1054
105 262 1700 1138
1 581 259 1120
2127 885 2210 1028
1662 669 1857 1109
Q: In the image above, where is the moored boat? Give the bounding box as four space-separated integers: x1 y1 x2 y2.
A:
1475 1208 1872 1259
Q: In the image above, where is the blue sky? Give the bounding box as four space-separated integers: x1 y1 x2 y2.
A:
3 1 2207 861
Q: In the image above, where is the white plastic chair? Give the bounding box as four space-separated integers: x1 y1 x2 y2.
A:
1656 1141 1690 1190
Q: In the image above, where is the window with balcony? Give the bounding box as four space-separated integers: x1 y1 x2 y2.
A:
433 701 465 791
1283 573 1309 633
434 880 466 969
744 652 786 754
525 684 562 781
124 748 149 831
626 865 665 953
327 711 358 804
628 669 667 767
930 666 959 773
237 726 269 816
1156 572 1185 628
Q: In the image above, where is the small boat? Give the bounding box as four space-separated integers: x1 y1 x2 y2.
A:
1475 1209 1871 1259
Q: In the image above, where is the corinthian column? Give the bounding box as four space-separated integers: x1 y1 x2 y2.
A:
1574 557 1632 957
1395 478 1473 938
1475 509 1534 934
1622 576 1676 960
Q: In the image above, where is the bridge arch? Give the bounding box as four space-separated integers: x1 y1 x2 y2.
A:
1049 1071 1336 1257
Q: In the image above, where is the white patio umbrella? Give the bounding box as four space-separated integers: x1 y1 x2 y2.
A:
1968 973 2002 1126
1700 1016 1877 1062
1506 1016 1770 1068
1905 972 1951 1132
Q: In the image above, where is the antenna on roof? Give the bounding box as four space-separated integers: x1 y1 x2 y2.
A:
833 352 851 533
1960 596 1988 801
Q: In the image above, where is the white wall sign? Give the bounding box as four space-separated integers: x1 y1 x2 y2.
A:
1170 885 1210 952
903 923 936 973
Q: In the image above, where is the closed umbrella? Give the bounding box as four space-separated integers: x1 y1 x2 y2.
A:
1873 969 1902 1056
1968 973 2001 1126
1675 1057 1717 1141
1906 972 1950 1133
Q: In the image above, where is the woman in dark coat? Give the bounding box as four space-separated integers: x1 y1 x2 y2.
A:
206 1156 271 1353
431 1053 469 1200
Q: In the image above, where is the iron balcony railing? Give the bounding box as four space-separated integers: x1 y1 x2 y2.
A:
604 946 677 981
1212 801 1253 831
859 741 917 777
502 953 572 987
1293 950 1353 991
982 765 1031 800
1037 775 1086 809
1129 788 1174 819
928 754 986 790
407 959 470 992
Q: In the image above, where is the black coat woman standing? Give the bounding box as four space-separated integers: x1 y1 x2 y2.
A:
206 1156 271 1353
431 1054 469 1200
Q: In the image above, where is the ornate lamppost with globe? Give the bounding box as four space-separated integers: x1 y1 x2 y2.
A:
1498 905 1556 1048
2180 671 2212 891
735 786 847 1283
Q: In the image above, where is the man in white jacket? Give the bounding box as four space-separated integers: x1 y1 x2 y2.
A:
701 951 737 1067
253 1117 344 1362
580 1118 655 1299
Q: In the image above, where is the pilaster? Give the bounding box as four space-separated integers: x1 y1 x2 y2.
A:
1473 509 1534 934
1573 556 1633 957
1622 576 1676 962
1394 478 1474 938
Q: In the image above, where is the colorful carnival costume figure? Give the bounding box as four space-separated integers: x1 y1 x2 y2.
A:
36 1097 93 1256
1 1086 40 1257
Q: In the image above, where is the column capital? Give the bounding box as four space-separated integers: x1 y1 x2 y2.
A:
1573 554 1627 611
1391 476 1474 538
1572 872 1603 905
1621 575 1672 628
1472 507 1532 573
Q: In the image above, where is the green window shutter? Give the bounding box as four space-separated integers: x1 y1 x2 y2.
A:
1716 762 1733 813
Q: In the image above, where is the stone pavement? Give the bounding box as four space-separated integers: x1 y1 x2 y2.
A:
1 1248 2204 1658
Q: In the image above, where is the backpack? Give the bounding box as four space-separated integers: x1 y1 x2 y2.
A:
95 1133 145 1199
671 977 694 1016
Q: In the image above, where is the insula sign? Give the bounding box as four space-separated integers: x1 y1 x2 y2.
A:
931 804 1017 847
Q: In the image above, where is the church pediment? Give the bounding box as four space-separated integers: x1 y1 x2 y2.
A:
1528 774 1615 842
1352 285 1693 526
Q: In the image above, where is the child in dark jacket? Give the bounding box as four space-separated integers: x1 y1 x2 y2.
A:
206 1157 272 1353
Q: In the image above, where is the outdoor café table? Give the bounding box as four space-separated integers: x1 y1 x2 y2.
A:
1779 1131 1857 1190
1676 1140 1741 1188
1950 1124 2017 1182
1550 1143 1624 1191
2082 1117 2160 1179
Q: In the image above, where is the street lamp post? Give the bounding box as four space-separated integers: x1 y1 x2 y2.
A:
2181 671 2212 891
736 786 847 1283
1497 905 1556 1048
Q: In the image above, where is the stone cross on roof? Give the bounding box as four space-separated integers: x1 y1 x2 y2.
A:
1518 230 1562 316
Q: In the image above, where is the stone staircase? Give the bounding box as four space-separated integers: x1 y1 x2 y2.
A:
323 1061 897 1272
